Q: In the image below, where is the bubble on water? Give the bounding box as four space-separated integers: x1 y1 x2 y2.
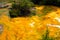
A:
47 24 60 28
29 22 35 27
54 17 60 22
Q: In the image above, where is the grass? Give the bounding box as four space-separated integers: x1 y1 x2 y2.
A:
0 9 7 13
37 6 54 17
0 8 9 17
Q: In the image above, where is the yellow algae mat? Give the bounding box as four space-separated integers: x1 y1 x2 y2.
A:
0 6 60 40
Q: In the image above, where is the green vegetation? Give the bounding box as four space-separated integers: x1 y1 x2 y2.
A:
40 26 55 40
37 6 53 17
9 0 36 18
42 28 54 40
31 0 60 6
